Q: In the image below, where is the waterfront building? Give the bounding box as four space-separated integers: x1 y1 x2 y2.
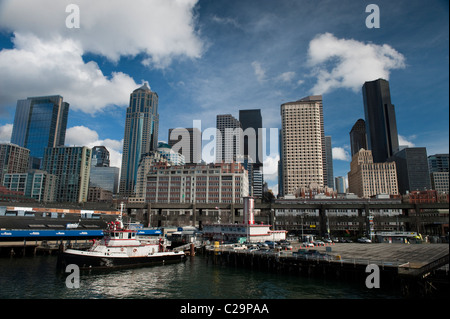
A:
274 196 402 236
2 170 57 202
388 147 431 194
216 114 242 163
10 95 69 169
168 128 202 164
0 143 30 184
146 161 248 204
349 119 368 158
362 79 399 163
348 149 398 198
202 197 286 243
335 176 346 193
42 146 91 203
119 83 159 197
280 95 326 196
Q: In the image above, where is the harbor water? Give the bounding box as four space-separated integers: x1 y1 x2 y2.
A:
0 254 401 299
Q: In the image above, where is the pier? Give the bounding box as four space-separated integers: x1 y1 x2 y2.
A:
205 243 449 297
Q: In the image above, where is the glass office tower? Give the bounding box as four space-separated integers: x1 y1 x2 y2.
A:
362 79 399 163
10 95 69 168
119 83 159 197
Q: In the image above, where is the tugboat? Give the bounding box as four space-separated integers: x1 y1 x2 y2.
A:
57 204 185 269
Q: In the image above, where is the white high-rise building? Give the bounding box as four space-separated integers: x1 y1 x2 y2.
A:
280 96 326 196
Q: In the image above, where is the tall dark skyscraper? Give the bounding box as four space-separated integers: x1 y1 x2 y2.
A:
10 95 69 168
239 109 263 167
119 83 159 197
362 79 399 163
349 119 368 158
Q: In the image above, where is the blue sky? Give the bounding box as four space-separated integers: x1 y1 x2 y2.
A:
0 0 448 195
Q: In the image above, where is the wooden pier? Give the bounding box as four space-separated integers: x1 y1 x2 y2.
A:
206 243 449 297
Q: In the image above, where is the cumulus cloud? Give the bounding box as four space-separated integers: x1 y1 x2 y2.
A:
65 126 123 168
0 0 203 67
0 123 13 143
262 153 279 179
307 33 406 94
332 147 351 161
398 135 416 148
0 33 138 114
0 0 204 114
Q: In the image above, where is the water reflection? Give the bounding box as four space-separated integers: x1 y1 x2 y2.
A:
0 255 401 299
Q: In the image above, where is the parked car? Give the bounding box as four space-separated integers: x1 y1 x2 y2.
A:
302 242 314 248
357 237 372 243
313 240 325 246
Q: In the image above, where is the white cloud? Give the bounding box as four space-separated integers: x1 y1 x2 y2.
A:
332 147 351 161
276 71 296 83
65 126 123 168
251 61 266 83
262 154 279 180
0 0 203 67
398 135 416 148
307 33 406 95
0 123 13 143
0 33 139 113
0 0 204 114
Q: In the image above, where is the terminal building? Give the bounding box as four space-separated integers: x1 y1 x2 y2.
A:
202 197 287 243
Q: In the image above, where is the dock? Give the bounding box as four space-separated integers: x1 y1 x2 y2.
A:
206 243 449 297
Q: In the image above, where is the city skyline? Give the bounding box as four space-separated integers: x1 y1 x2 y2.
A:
0 0 448 195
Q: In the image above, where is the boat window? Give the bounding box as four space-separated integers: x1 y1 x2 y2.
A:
128 233 132 239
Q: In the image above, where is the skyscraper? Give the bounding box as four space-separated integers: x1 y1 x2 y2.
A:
389 147 431 194
349 119 368 157
10 95 69 168
239 109 264 198
362 79 399 163
119 83 159 197
325 136 334 189
239 109 263 166
42 146 91 203
280 95 326 196
216 114 242 163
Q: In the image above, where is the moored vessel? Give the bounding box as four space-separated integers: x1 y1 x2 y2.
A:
57 204 185 269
